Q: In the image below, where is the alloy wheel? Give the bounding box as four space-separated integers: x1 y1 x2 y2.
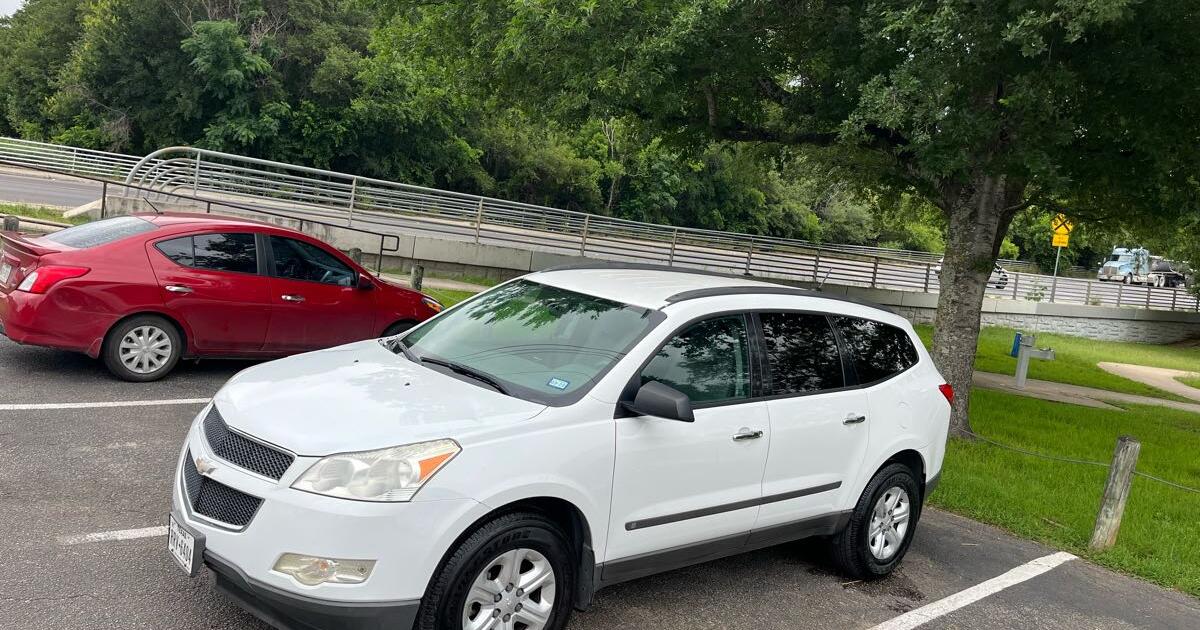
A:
868 486 911 561
462 547 556 630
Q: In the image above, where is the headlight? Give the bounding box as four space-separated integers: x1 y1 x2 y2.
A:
421 296 444 312
291 439 460 502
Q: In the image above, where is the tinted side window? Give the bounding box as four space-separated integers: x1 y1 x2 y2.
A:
193 233 257 274
833 317 918 384
760 312 844 395
155 237 193 267
269 236 355 287
640 315 751 404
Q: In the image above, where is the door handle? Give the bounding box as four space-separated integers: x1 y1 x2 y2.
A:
281 294 306 303
732 429 764 441
164 285 193 294
844 413 867 425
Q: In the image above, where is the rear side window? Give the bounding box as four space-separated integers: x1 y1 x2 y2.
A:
44 216 155 249
156 233 257 274
640 315 751 404
156 237 193 266
832 317 918 385
760 312 844 395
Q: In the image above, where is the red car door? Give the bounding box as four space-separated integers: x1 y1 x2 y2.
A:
262 235 377 352
147 232 273 354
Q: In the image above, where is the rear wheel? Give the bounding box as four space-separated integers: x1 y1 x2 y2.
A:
102 315 182 382
417 512 575 630
831 463 921 579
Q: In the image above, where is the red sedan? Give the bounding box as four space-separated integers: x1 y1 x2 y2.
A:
0 213 442 381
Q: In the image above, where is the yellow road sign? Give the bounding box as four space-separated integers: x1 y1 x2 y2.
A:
1052 213 1073 235
1053 233 1070 248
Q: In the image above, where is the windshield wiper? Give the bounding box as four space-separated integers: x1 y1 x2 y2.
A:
420 357 511 396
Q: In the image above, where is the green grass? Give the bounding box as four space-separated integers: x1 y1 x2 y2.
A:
915 325 1200 400
1 202 89 226
423 288 478 307
1176 375 1200 389
932 389 1200 596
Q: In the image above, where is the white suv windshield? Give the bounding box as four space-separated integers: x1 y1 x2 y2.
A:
390 280 660 404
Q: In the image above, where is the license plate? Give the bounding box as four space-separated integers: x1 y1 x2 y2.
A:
168 514 203 577
0 262 11 285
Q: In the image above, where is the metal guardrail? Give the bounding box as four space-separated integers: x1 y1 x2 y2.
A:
0 137 149 180
2 137 1197 313
0 162 401 275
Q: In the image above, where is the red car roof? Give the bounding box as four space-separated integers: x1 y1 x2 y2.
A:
140 212 280 230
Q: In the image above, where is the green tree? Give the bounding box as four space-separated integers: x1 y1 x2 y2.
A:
0 0 83 139
400 0 1200 435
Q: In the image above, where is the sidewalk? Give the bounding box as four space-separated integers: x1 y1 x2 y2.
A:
974 370 1200 414
1097 361 1200 403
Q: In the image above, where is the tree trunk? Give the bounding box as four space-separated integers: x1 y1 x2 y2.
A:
932 172 1025 438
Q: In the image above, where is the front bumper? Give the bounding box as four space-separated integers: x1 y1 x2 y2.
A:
172 409 489 628
206 550 420 630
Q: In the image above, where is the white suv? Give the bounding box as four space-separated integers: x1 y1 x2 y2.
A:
168 264 951 630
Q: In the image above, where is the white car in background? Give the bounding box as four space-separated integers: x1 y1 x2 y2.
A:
168 264 952 630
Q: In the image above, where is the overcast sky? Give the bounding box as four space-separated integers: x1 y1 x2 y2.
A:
0 0 23 19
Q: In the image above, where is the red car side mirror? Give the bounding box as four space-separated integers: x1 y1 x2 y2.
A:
357 274 376 291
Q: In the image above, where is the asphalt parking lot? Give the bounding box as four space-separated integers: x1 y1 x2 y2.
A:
2 335 1198 630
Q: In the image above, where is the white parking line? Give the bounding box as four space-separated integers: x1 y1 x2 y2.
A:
58 526 168 545
870 551 1077 630
0 398 210 411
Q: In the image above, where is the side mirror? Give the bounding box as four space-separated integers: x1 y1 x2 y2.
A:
621 381 694 422
357 274 376 291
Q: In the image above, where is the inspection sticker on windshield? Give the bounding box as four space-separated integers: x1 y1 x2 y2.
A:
547 378 570 390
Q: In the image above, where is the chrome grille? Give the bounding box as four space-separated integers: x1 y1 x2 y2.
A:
203 405 294 481
182 450 263 528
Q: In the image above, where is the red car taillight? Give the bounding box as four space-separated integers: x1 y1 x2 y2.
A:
938 383 955 405
16 265 90 294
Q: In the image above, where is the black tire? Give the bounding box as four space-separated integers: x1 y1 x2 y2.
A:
416 512 575 630
831 463 922 580
1123 274 1132 284
382 320 417 337
101 315 182 382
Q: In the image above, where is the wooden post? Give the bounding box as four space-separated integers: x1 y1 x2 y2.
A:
2 215 18 231
410 264 425 292
1089 435 1141 551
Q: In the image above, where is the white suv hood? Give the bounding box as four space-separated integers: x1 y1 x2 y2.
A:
211 340 547 455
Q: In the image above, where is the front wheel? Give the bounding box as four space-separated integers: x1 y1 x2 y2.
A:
102 315 182 382
416 512 575 630
830 463 922 579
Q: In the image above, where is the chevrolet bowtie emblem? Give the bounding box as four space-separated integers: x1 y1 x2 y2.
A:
194 457 217 476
